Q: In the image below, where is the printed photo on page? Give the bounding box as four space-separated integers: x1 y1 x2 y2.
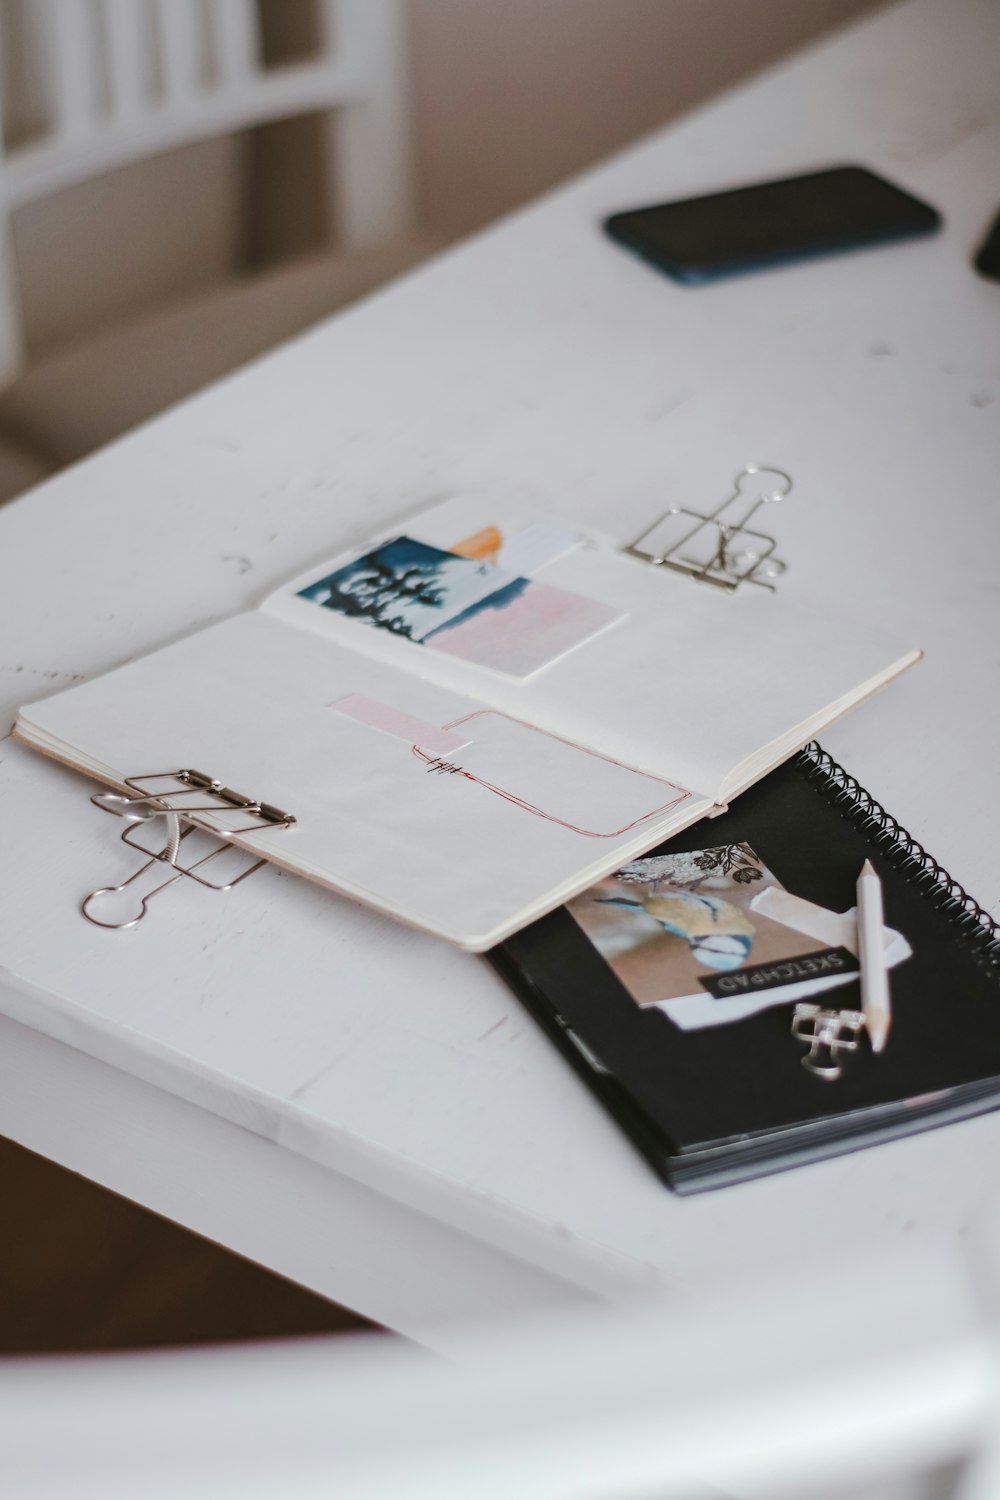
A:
298 535 622 676
566 843 872 1030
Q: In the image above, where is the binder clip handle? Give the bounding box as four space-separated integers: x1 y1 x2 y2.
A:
82 812 184 929
82 769 294 930
624 465 793 593
791 1003 865 1082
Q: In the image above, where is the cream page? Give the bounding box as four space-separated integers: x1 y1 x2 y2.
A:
20 612 711 949
262 496 918 801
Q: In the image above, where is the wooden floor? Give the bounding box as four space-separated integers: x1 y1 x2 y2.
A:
0 1135 377 1354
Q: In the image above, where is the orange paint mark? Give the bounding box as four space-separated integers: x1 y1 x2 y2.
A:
450 526 503 562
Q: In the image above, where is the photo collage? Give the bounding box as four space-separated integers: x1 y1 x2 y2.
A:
298 525 621 677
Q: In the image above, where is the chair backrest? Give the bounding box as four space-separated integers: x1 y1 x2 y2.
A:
2 1241 999 1499
0 0 412 379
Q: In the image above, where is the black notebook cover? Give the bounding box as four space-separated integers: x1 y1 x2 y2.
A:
490 745 1000 1192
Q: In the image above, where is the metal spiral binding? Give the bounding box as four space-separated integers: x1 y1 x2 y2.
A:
796 743 1000 976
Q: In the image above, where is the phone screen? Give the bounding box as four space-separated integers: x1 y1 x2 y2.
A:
604 166 941 284
973 207 1000 282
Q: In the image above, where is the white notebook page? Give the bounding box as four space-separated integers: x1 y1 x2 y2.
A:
263 496 918 800
20 613 712 948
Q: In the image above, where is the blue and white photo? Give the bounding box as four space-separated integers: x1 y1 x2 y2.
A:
299 536 525 641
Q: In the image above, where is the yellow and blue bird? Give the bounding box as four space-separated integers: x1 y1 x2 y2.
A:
596 889 755 972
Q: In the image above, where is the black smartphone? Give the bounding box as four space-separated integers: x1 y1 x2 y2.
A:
603 165 941 285
973 207 1000 282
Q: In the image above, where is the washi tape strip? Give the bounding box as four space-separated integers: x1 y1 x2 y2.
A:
331 693 472 758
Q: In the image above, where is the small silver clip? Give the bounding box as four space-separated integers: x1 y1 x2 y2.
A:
624 465 792 592
791 1003 866 1081
82 769 294 930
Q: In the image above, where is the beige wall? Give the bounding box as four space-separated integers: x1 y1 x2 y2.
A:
409 0 884 237
14 138 246 356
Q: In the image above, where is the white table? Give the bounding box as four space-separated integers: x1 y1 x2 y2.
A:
2 0 999 1355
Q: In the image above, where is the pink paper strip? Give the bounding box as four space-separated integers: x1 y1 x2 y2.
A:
331 694 471 756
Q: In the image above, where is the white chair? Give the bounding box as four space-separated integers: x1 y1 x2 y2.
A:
0 0 433 484
2 1241 998 1500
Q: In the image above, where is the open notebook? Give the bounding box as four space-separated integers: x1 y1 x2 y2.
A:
13 496 919 949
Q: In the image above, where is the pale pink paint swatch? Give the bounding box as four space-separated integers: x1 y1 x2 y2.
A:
331 694 471 756
426 582 622 676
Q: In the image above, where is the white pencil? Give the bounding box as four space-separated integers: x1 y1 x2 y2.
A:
857 859 891 1052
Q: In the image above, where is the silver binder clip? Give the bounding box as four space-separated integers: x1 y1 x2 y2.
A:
624 465 792 592
791 1003 866 1082
82 769 295 930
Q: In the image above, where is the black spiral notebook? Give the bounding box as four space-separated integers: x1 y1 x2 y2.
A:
490 745 1000 1193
